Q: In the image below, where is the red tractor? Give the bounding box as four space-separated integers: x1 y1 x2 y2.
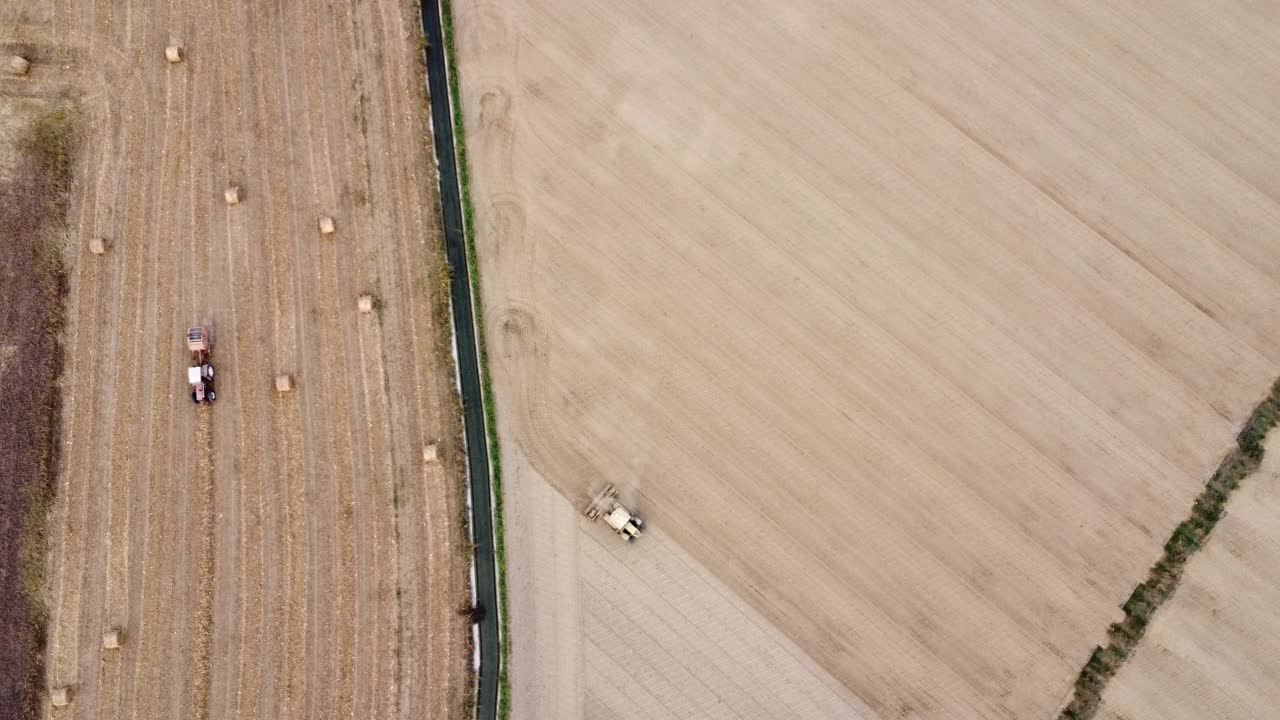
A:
187 326 216 404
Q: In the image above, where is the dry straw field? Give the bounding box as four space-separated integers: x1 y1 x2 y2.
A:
452 0 1280 718
2 0 470 718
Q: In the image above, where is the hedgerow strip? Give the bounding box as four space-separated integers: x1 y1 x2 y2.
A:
1058 377 1280 719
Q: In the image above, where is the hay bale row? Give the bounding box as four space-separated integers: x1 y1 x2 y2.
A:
9 56 30 76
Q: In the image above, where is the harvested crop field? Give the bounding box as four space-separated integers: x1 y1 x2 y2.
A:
2 1 470 719
452 0 1280 718
1098 436 1280 720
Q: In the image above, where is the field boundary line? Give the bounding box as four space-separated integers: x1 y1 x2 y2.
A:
418 1 509 719
1058 376 1280 719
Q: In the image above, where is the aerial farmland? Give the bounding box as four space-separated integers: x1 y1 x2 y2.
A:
451 0 1280 718
3 0 1279 719
1 1 471 718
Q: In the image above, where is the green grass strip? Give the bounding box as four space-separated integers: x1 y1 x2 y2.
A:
438 2 512 717
1058 377 1280 719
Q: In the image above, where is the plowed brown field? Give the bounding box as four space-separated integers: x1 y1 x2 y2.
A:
1 1 470 718
452 1 1280 718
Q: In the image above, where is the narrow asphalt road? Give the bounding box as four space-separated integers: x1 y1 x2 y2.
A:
418 1 502 718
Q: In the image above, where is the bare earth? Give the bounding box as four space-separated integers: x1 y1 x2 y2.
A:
500 436 878 720
2 0 470 718
453 1 1280 718
1098 437 1280 720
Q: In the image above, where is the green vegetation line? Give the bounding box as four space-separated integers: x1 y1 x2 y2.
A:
1058 377 1280 719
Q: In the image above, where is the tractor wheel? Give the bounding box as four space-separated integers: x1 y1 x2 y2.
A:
208 390 216 402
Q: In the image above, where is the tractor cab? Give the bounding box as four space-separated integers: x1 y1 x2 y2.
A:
583 484 646 543
604 506 645 542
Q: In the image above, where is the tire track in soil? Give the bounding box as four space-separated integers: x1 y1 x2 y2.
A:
43 82 108 698
47 0 65 36
261 2 348 719
209 0 263 716
117 7 184 719
315 3 383 713
266 12 314 711
205 1 248 718
356 0 473 714
33 19 115 716
157 4 205 715
79 41 150 713
276 7 339 720
63 69 130 716
189 412 216 720
333 7 419 718
326 6 396 719
364 84 410 720
354 310 399 720
273 4 330 712
275 5 335 719
183 2 217 715
263 13 314 710
35 32 162 718
361 1 470 715
252 38 291 707
224 0 271 712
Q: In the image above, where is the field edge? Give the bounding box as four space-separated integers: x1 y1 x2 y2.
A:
1058 376 1280 719
1 102 74 720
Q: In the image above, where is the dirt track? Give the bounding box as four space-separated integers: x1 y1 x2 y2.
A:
453 1 1280 718
1 1 470 718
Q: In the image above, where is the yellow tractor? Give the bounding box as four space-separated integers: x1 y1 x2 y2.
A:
584 484 645 542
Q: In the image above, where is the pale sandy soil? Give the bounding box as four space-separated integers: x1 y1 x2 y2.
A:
501 435 878 720
1 0 470 718
453 0 1280 718
499 439 584 719
1098 438 1280 720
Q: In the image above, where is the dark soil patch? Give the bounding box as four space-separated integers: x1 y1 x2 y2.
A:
0 104 72 720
